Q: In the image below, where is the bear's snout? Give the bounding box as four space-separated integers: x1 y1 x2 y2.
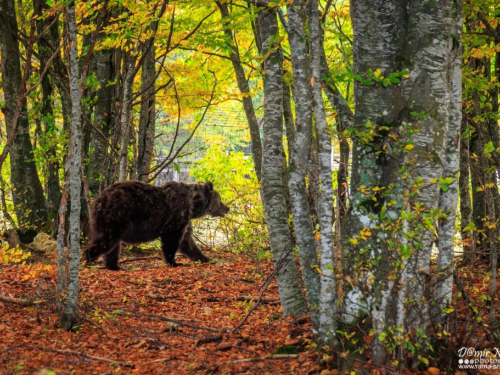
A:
214 203 229 218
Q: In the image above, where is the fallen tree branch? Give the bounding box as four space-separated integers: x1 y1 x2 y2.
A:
231 245 292 333
0 295 44 306
25 345 134 368
216 344 258 356
105 307 220 333
228 354 299 364
194 335 223 347
201 296 279 303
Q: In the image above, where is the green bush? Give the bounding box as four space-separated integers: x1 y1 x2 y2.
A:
190 146 269 254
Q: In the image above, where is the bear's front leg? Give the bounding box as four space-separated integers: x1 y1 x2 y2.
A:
178 223 209 263
104 243 122 270
85 238 118 267
160 231 183 267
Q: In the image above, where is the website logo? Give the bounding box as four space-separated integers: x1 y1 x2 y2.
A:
457 347 500 370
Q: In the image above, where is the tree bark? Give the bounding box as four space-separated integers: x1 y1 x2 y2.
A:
60 1 83 331
459 118 473 261
286 0 321 333
118 52 137 182
88 48 114 195
436 2 463 314
257 7 308 318
34 0 62 215
344 0 458 366
309 0 337 347
136 40 156 182
0 0 48 228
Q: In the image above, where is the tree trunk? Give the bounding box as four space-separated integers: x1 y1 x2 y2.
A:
60 0 83 331
344 0 458 366
319 33 352 223
136 39 156 182
88 48 114 195
118 52 137 182
0 0 48 228
459 118 473 262
34 0 62 215
257 7 308 318
286 0 321 333
309 0 337 347
217 2 262 182
436 3 463 314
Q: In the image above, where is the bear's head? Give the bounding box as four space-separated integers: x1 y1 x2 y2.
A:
192 181 229 219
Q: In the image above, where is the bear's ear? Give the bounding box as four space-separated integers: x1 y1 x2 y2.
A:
205 181 213 192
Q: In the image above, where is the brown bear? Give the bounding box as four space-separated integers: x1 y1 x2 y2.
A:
84 180 229 270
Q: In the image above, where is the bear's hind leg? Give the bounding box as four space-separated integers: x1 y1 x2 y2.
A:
160 232 183 267
104 242 122 270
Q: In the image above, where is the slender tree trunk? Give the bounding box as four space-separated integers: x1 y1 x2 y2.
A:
88 48 114 195
286 0 320 333
118 53 137 182
106 49 123 186
319 34 352 223
34 0 62 215
60 1 83 331
309 0 337 346
436 2 463 314
283 83 295 157
136 40 156 182
257 7 308 318
0 0 48 228
459 118 473 261
217 2 262 182
282 83 294 215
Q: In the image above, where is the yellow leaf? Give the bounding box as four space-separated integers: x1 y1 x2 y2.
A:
374 69 382 78
403 74 410 78
404 144 414 151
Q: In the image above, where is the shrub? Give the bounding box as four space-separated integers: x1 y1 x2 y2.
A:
190 146 269 254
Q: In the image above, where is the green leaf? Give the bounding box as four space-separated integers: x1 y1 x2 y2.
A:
173 163 180 173
418 355 429 366
484 141 495 158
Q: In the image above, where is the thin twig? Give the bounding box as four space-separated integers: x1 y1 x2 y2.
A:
228 354 299 364
231 246 292 333
105 307 220 333
216 345 258 356
25 344 134 368
0 295 45 306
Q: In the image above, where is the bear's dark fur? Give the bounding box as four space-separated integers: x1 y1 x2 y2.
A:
84 180 229 270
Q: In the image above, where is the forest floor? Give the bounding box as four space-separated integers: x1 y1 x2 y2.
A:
0 246 496 374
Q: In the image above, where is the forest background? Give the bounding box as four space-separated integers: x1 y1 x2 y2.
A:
0 0 499 373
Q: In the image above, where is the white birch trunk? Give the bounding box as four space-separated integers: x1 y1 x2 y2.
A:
436 4 463 312
286 0 321 333
258 7 308 318
61 0 83 330
309 0 337 346
345 0 458 366
400 5 456 342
